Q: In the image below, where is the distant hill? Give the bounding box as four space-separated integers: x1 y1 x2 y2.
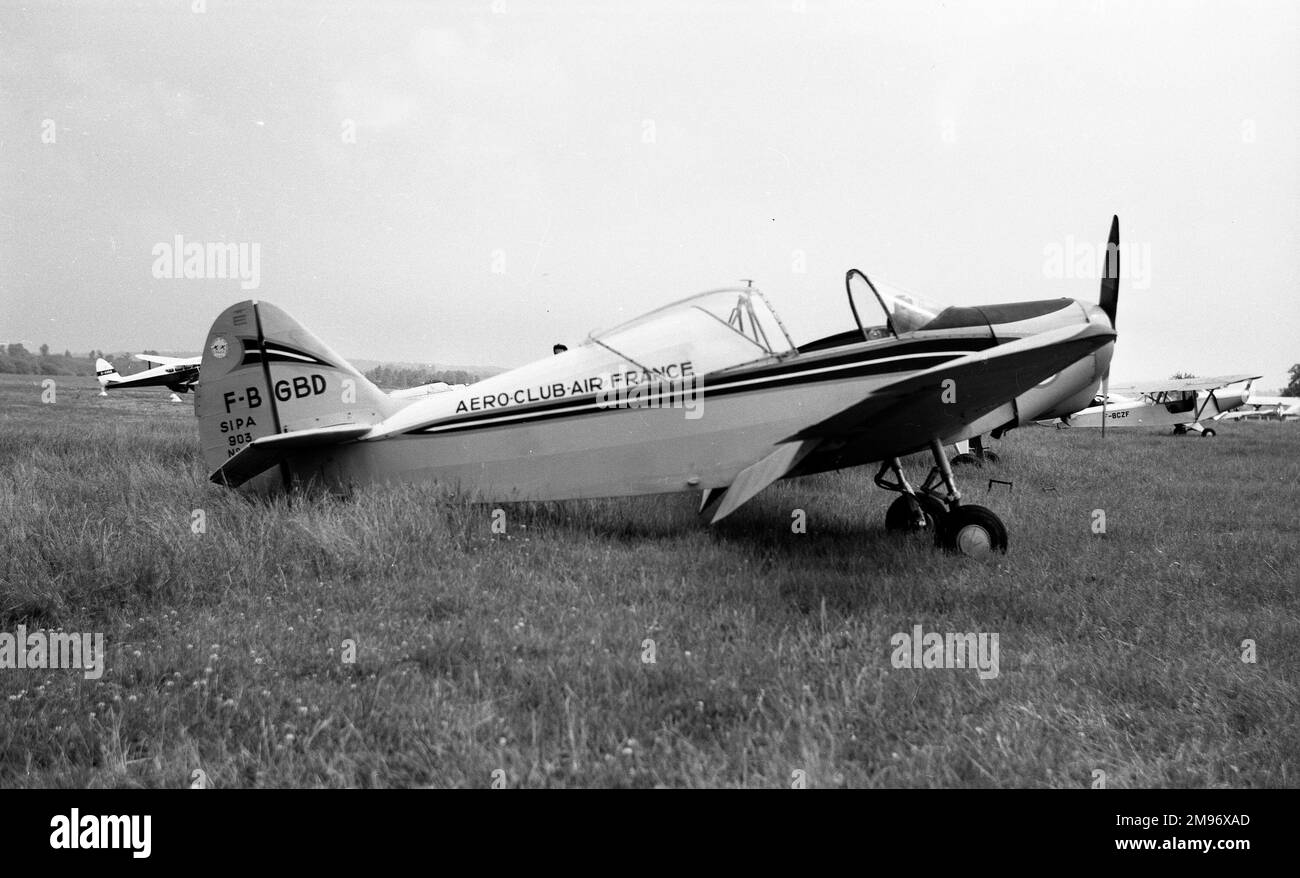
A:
350 359 507 379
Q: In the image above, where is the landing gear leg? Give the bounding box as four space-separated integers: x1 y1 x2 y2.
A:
971 434 1000 464
922 439 1008 555
879 458 946 533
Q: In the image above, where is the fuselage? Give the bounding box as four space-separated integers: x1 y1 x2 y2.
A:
281 333 1004 499
99 362 200 392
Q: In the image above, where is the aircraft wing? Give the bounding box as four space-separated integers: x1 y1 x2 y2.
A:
789 323 1115 442
1107 374 1261 396
707 322 1114 522
134 353 200 366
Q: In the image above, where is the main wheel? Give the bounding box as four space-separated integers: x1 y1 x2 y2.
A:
884 494 947 533
939 504 1008 555
1173 424 1187 435
1202 428 1216 438
982 450 1001 464
950 453 981 467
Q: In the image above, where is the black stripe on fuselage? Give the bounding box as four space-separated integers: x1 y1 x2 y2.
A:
401 335 999 436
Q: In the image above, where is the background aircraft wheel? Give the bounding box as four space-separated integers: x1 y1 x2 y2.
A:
950 453 981 467
1202 428 1216 438
884 494 946 533
939 505 1008 555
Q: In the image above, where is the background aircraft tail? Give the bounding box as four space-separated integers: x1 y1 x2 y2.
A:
195 300 400 488
95 357 120 387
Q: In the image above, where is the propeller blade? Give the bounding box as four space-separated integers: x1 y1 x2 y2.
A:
1099 214 1120 329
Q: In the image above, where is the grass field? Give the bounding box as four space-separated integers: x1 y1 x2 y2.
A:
1 372 1296 788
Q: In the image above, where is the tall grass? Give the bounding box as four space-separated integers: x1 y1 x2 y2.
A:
1 375 1296 787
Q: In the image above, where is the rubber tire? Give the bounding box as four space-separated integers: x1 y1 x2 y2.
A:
950 453 981 467
982 450 1001 464
939 504 1008 555
884 494 947 533
1173 424 1187 435
1202 428 1216 438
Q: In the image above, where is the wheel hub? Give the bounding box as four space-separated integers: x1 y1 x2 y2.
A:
954 524 993 555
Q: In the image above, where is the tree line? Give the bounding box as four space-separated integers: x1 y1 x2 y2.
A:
0 343 95 376
363 364 479 389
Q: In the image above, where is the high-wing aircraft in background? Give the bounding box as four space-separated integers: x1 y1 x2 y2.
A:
1216 395 1300 422
96 353 201 396
1046 374 1261 436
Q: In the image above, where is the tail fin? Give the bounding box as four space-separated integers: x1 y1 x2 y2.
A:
95 357 120 388
195 300 399 489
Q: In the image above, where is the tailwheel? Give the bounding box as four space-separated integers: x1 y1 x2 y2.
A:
884 493 947 533
939 504 1008 556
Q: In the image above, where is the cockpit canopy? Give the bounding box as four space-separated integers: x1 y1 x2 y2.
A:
847 270 944 337
589 288 796 377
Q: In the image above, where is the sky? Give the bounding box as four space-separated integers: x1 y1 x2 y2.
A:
2 0 1297 388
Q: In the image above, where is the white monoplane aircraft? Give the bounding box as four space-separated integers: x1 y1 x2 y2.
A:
194 265 1117 555
96 354 201 396
1216 395 1300 422
1045 374 1260 436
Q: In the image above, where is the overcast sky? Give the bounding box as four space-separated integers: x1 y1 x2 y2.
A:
2 0 1296 387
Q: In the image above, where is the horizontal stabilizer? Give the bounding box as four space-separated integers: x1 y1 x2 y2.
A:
209 424 370 487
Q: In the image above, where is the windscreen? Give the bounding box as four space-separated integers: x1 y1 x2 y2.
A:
847 270 944 337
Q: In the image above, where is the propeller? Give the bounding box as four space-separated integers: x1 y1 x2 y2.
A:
1100 215 1120 329
1099 215 1120 436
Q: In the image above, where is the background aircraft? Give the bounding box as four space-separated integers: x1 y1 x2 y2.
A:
193 267 1115 556
1216 395 1300 422
1046 374 1260 436
96 353 200 396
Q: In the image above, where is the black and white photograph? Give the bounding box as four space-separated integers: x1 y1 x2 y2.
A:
0 0 1295 842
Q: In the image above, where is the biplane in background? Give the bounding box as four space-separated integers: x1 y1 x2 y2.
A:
95 353 201 397
194 228 1119 555
1047 374 1261 436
